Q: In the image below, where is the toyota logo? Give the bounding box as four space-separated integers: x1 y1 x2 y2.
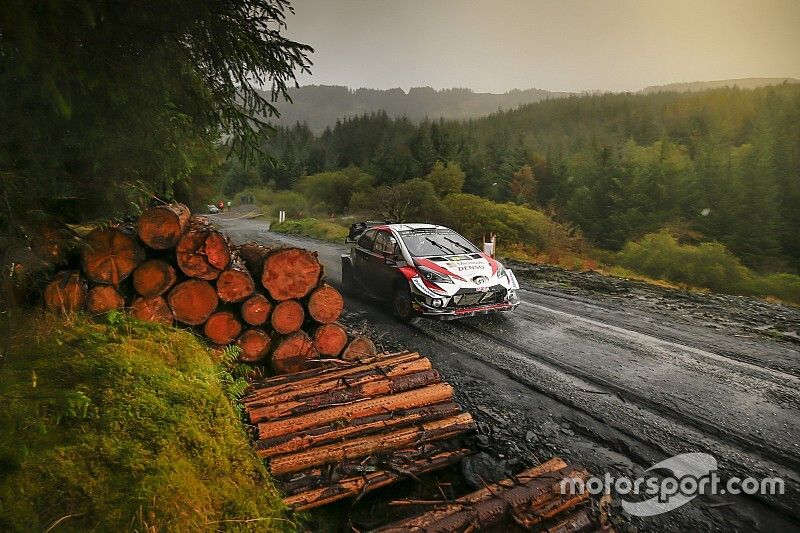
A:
473 276 488 285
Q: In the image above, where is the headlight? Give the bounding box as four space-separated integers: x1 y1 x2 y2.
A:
417 265 453 284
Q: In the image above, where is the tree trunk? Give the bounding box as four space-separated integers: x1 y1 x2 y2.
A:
312 323 348 357
132 259 177 297
167 279 218 325
175 216 230 280
237 328 272 363
261 247 322 301
282 448 471 510
136 202 191 250
256 401 463 458
240 293 271 326
216 253 255 303
130 295 172 325
342 335 377 361
267 412 474 476
81 226 144 284
44 271 87 313
270 299 305 335
306 283 343 324
254 382 455 434
204 311 243 345
271 330 319 374
87 284 125 314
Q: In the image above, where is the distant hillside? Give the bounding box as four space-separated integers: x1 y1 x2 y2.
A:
267 85 572 133
640 77 798 94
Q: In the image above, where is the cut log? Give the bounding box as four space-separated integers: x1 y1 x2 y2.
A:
130 295 172 325
235 242 271 281
254 382 455 434
167 279 218 325
268 412 474 476
204 311 243 345
306 283 343 324
175 216 230 280
132 259 177 297
81 226 144 284
245 355 431 407
252 369 442 421
312 323 348 357
44 271 87 313
256 401 463 458
382 457 569 530
237 328 272 363
262 248 322 301
240 293 271 326
216 253 255 303
136 202 190 250
342 335 377 361
248 351 421 396
270 300 305 335
86 285 125 314
271 330 319 374
283 448 471 510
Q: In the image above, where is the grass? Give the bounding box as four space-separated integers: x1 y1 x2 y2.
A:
0 311 294 532
271 218 349 243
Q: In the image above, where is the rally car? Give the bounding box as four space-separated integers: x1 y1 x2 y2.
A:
341 222 520 321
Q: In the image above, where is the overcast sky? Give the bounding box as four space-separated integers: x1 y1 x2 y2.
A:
283 0 800 93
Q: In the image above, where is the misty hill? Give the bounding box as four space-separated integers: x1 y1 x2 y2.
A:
268 85 572 133
640 77 798 94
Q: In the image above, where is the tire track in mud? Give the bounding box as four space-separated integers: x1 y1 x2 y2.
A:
412 317 800 527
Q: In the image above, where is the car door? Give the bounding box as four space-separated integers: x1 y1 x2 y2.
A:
371 230 400 295
354 229 377 292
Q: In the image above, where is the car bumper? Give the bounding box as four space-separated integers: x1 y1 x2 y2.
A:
412 291 521 320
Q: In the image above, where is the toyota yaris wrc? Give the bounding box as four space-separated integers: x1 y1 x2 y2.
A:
341 222 520 321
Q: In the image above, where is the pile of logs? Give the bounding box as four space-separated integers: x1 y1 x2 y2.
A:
42 203 375 371
379 457 611 532
243 350 476 510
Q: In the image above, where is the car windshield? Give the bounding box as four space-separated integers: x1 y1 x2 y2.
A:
400 229 479 257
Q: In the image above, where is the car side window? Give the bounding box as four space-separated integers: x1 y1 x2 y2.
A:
357 229 376 250
373 231 389 254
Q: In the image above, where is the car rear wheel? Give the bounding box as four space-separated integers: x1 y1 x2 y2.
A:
392 283 414 323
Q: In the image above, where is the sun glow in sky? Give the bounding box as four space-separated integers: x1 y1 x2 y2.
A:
285 0 800 93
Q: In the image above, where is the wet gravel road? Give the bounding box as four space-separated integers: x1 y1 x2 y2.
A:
214 215 800 532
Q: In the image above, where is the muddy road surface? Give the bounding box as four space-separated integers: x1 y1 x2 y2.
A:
214 215 800 532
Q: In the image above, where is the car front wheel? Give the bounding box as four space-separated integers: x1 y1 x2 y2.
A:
392 283 414 322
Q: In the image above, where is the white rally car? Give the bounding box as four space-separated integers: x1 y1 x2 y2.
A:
341 222 520 321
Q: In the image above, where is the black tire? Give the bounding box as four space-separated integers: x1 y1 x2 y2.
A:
392 283 414 323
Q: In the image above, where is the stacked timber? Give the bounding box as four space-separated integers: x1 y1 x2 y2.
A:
243 350 476 510
42 203 374 373
378 457 611 532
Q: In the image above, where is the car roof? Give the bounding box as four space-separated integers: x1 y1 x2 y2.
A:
384 223 451 232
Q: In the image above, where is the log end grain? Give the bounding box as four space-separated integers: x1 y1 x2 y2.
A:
44 271 87 313
241 294 271 326
81 227 144 285
262 248 322 301
131 295 173 325
87 285 125 315
132 259 177 297
204 311 243 345
217 267 255 303
307 283 344 324
271 300 305 335
313 323 348 357
238 329 272 363
136 203 190 250
342 336 377 361
272 331 319 374
167 279 218 325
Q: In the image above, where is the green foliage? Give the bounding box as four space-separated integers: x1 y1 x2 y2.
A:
271 219 349 243
0 315 292 532
245 85 800 274
424 161 465 197
295 166 375 213
444 194 569 255
617 232 750 292
352 179 446 223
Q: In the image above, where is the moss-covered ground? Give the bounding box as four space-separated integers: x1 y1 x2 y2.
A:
0 311 294 532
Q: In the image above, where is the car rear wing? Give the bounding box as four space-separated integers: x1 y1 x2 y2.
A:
345 220 394 243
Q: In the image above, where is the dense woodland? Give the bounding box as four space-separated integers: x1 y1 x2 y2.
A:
224 83 800 274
